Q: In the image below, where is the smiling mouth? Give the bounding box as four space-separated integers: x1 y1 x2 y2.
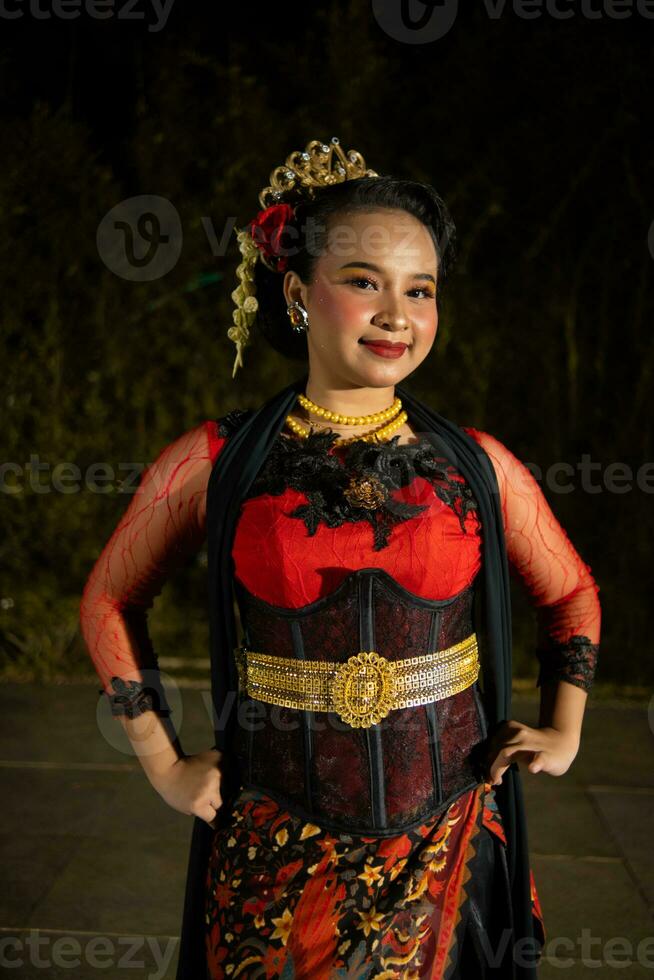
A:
359 339 410 349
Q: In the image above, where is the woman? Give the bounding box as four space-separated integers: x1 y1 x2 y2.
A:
80 137 601 979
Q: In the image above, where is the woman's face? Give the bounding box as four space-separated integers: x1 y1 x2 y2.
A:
283 208 440 391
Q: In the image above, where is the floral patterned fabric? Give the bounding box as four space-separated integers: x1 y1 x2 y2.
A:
205 781 545 978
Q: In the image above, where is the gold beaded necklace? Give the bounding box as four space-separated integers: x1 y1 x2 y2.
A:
285 392 408 447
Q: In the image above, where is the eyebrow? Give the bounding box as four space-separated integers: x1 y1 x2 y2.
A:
338 261 436 285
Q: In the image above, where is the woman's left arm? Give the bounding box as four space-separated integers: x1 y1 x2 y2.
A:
463 427 602 782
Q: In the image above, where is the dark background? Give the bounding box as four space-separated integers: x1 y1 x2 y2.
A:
2 2 652 688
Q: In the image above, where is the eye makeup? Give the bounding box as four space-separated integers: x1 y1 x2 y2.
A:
345 274 435 300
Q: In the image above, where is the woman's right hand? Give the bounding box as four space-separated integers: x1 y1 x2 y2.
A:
148 748 225 828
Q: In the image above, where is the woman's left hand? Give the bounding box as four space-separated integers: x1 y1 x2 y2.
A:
484 720 580 785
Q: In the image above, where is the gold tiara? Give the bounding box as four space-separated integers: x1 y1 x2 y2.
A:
258 135 379 208
227 136 379 378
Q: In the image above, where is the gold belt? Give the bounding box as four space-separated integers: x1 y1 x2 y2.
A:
233 632 480 729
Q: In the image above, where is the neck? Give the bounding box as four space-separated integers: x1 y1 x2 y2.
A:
303 381 398 420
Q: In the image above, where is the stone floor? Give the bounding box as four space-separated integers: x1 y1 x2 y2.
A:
1 683 652 978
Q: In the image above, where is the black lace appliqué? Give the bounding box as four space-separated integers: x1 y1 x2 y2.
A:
535 634 599 694
216 407 255 439
242 427 479 552
100 676 172 719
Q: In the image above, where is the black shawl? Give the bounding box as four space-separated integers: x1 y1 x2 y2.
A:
175 372 540 979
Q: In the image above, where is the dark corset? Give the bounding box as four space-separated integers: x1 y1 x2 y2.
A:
231 568 490 837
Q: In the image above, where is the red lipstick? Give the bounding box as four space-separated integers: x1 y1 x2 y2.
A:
360 339 408 359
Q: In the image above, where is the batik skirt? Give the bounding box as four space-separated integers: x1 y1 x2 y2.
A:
204 780 545 979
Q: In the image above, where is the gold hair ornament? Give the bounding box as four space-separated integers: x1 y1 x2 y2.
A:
227 136 379 379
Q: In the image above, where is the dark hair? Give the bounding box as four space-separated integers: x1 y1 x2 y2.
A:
251 174 457 362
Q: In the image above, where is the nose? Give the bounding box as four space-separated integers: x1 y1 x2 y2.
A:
371 307 411 334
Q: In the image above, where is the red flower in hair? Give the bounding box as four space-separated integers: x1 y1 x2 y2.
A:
246 203 295 272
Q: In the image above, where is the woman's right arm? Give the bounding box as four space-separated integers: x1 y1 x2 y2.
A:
79 419 229 825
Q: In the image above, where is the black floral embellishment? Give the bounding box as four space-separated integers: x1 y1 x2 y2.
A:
535 634 599 693
101 676 172 719
417 450 479 530
243 427 479 551
216 407 255 439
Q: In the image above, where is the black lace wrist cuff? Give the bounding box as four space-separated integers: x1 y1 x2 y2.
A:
535 634 599 694
99 676 173 719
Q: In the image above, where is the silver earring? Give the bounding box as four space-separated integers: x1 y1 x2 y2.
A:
287 301 309 333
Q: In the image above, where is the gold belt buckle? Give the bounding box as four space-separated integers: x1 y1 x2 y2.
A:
234 634 479 730
331 651 397 728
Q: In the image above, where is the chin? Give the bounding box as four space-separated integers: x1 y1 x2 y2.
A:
353 365 414 389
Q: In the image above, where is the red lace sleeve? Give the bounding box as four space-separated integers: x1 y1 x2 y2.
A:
463 427 601 693
79 419 228 718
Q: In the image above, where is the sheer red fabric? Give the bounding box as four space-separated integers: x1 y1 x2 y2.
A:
465 427 601 690
79 416 601 712
79 421 217 706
